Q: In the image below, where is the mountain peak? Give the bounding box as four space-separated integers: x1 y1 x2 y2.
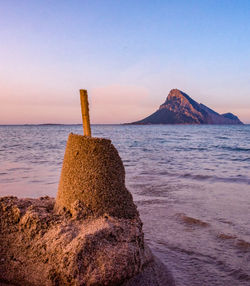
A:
164 89 185 103
130 89 243 125
168 88 183 97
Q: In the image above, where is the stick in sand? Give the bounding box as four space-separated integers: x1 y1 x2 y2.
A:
80 89 91 137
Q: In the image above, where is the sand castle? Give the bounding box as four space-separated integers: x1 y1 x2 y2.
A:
0 90 175 285
55 90 138 219
55 134 138 219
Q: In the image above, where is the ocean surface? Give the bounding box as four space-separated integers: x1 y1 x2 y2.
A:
0 124 250 286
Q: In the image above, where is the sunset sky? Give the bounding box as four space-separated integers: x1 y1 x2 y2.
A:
0 0 250 124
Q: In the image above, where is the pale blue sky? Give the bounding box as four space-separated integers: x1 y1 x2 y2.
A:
0 0 250 123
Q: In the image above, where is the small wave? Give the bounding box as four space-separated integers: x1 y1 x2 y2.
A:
8 167 22 171
157 240 250 282
154 137 166 143
136 198 166 206
140 169 250 185
229 269 250 282
46 182 57 185
29 180 43 183
236 239 250 250
180 173 250 185
217 233 250 251
183 173 212 180
2 144 22 149
217 218 234 225
215 136 229 140
158 170 172 176
175 213 210 227
30 160 48 164
231 157 250 162
187 147 209 151
220 146 250 152
8 167 30 172
217 233 236 240
174 146 208 151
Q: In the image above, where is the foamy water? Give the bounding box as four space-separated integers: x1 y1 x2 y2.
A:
0 124 250 286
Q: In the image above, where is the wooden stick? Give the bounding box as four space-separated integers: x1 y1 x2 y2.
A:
80 89 91 137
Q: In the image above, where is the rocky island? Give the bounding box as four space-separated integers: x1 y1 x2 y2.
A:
131 89 243 125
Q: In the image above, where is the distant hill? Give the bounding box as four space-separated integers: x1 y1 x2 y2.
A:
130 89 243 125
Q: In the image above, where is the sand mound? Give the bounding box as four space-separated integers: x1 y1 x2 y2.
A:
0 196 175 286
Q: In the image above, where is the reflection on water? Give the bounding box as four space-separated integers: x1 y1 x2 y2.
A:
0 124 250 286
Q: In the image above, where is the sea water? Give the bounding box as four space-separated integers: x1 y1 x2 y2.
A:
0 124 249 286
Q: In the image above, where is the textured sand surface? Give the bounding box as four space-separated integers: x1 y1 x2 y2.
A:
0 196 175 286
55 134 138 219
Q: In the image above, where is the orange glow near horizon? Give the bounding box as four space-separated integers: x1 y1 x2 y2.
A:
0 85 155 124
0 85 250 124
